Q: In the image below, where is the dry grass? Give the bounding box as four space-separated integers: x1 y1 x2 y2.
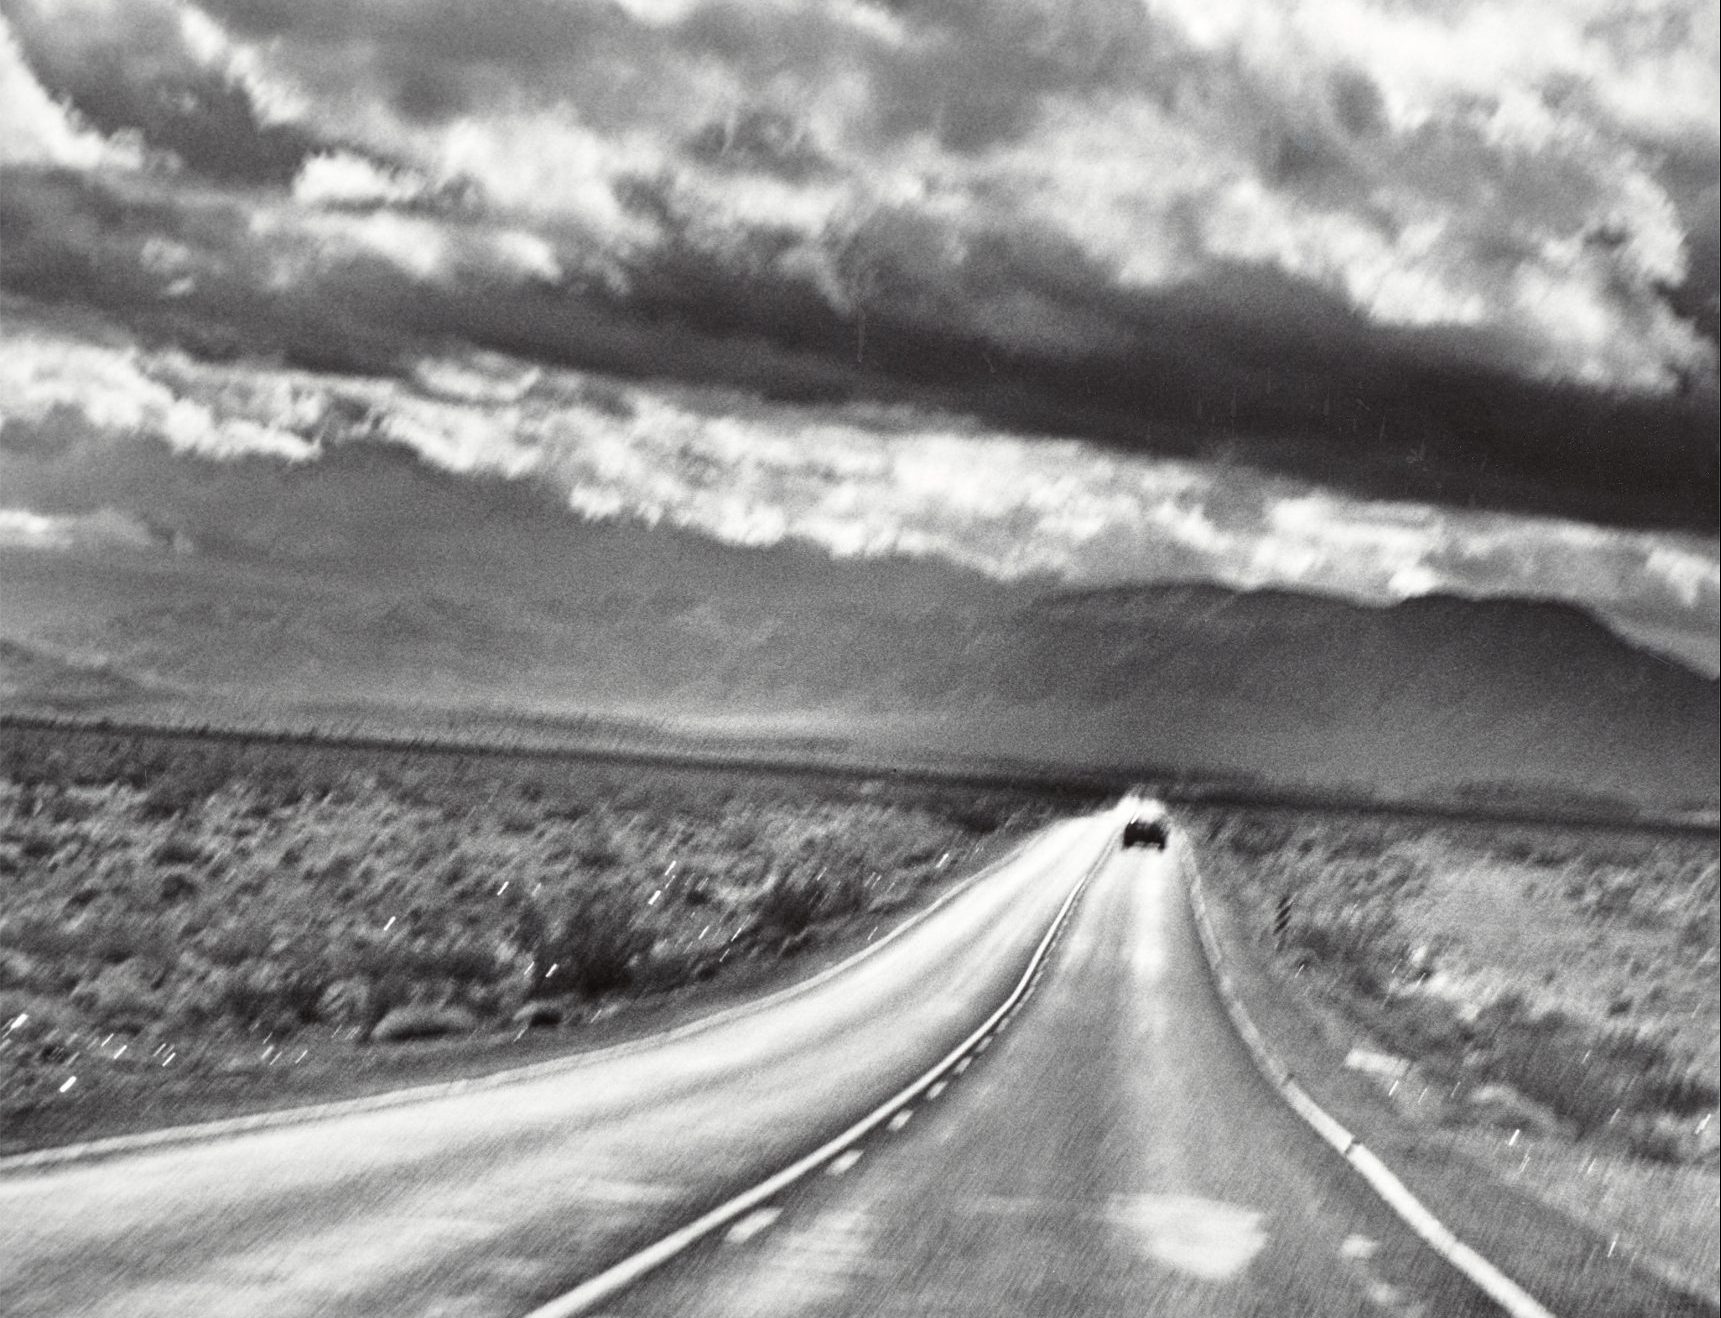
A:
0 725 1061 1130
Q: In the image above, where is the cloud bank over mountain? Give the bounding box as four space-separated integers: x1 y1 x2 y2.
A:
3 307 1716 672
1 0 1716 699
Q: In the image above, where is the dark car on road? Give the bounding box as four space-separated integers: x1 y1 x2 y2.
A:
1121 816 1169 849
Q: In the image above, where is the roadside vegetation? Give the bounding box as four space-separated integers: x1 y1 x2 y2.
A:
0 725 1064 1142
1186 810 1720 1166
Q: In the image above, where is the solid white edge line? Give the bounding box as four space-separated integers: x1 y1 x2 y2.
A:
0 825 1076 1176
519 824 1110 1318
1178 844 1559 1318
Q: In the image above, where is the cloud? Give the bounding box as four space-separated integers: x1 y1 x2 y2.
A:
0 318 317 461
1 0 328 181
0 17 144 170
4 308 1714 670
10 0 1714 383
1 0 1716 537
0 505 185 552
291 152 429 208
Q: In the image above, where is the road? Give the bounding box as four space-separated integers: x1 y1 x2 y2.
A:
597 815 1505 1318
1 805 1536 1317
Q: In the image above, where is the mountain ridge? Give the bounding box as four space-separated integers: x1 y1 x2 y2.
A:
0 540 1713 805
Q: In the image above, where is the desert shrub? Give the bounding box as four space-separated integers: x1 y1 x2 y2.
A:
204 920 275 967
370 1003 479 1043
631 938 722 994
31 790 97 826
1633 1047 1719 1114
314 851 360 885
1679 911 1718 951
1623 1115 1700 1164
0 991 87 1039
1287 904 1397 975
754 870 822 941
0 914 80 960
69 917 174 973
511 1000 562 1029
345 933 504 988
137 757 236 818
1322 827 1396 860
0 949 47 991
1474 1006 1716 1135
941 803 1008 834
158 870 199 905
1369 993 1475 1064
1220 817 1305 858
151 835 206 867
523 891 649 998
313 976 374 1026
14 831 58 863
69 963 161 1029
214 962 328 1033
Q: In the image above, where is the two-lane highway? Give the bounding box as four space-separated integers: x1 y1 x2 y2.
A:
4 804 1595 1317
0 813 1116 1318
602 820 1505 1317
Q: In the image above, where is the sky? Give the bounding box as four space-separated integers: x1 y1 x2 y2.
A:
1 0 1718 672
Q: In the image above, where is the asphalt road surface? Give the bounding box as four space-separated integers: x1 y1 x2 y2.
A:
3 807 1537 1317
601 818 1506 1318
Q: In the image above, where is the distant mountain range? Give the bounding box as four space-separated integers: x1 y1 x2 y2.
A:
1 526 1715 807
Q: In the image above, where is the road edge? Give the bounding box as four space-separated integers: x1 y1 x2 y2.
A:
0 826 1062 1176
1178 841 1561 1318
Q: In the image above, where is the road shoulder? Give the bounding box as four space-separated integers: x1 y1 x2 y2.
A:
1179 832 1721 1317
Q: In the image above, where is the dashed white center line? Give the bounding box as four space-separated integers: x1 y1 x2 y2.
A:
1341 1235 1379 1261
725 1207 782 1244
826 1150 863 1177
887 1110 913 1132
927 1080 947 1100
955 1058 972 1074
977 1037 992 1053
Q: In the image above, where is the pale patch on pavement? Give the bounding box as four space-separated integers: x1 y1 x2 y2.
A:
1339 1232 1428 1317
1129 858 1172 1057
725 1207 782 1243
1342 1234 1381 1260
1131 861 1170 989
1105 1193 1270 1281
58 1172 681 1318
698 1209 885 1316
826 1149 863 1177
